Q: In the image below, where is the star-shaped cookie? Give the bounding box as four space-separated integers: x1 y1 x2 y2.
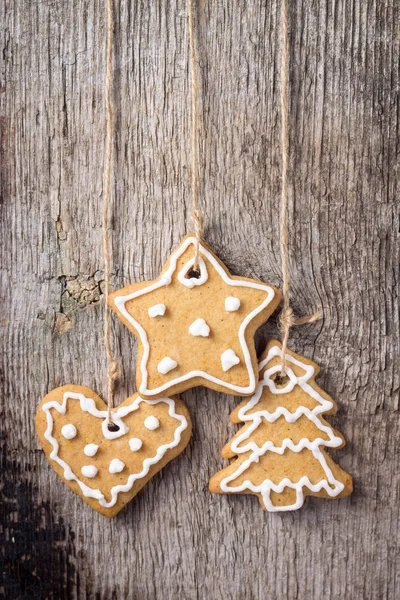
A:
108 234 281 398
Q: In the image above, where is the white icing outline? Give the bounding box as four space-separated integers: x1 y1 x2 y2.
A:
42 391 188 508
177 256 208 288
114 237 276 395
220 346 345 512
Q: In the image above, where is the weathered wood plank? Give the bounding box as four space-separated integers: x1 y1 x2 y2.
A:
1 0 399 598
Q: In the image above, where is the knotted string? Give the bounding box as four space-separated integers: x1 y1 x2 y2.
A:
188 0 204 270
103 0 120 423
279 0 321 377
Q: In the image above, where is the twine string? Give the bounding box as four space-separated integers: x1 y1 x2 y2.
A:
279 0 321 377
188 0 204 271
103 0 120 423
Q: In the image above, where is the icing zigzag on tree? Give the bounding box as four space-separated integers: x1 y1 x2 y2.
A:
209 340 353 511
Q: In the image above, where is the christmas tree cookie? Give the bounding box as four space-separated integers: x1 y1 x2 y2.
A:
108 234 281 398
209 340 352 511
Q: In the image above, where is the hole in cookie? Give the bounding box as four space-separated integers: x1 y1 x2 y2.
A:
273 372 290 387
187 268 201 279
107 422 120 432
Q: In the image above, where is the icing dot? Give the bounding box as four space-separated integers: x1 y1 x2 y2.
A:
148 303 166 318
84 443 99 457
109 458 125 474
221 349 240 372
225 296 241 312
61 424 77 440
129 437 143 452
189 318 210 337
81 465 98 478
157 357 178 374
144 416 160 431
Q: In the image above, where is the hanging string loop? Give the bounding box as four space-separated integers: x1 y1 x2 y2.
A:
188 0 204 271
278 0 321 377
103 0 120 422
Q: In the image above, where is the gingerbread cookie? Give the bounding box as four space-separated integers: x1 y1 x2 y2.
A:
36 385 191 517
108 234 281 398
209 340 352 511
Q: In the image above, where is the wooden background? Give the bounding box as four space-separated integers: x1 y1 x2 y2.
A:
1 1 399 598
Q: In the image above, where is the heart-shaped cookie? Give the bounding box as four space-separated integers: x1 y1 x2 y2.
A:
35 385 192 517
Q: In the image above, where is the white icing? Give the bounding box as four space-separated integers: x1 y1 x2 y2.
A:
144 416 160 431
220 346 345 511
221 349 240 372
148 304 166 318
158 357 178 375
42 391 188 508
61 424 77 440
225 296 240 311
84 443 99 457
81 465 98 478
114 236 276 396
189 318 210 337
177 256 208 288
129 437 143 451
109 458 125 474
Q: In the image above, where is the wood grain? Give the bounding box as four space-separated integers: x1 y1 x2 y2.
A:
1 1 398 598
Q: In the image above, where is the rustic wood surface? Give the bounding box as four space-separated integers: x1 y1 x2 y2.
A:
1 1 399 598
